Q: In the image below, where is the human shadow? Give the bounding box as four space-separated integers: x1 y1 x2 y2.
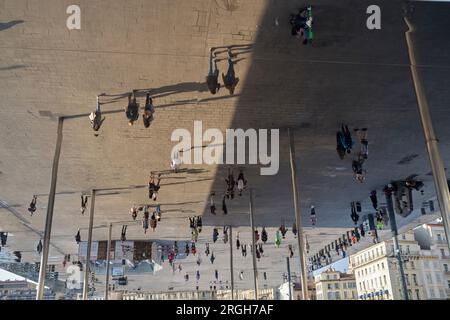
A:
0 64 27 71
0 20 24 31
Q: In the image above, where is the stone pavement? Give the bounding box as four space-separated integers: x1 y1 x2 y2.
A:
1 0 450 293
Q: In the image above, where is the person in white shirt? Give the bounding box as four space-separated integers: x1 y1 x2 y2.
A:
170 150 182 173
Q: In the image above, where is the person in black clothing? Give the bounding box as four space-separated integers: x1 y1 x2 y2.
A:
206 48 220 94
28 195 37 216
80 195 88 215
121 225 127 242
143 92 154 128
89 96 105 135
336 131 346 160
125 91 139 126
350 202 359 225
370 190 378 210
196 216 203 233
222 196 228 215
225 168 235 199
341 124 354 154
261 227 268 243
222 48 239 95
75 229 81 244
37 240 43 254
210 192 216 214
0 232 8 246
148 173 161 201
213 228 219 243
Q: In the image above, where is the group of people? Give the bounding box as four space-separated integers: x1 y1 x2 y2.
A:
289 6 313 45
206 47 240 95
336 125 369 183
89 91 155 135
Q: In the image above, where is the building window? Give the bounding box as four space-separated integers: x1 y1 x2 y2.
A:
413 274 418 286
410 261 415 270
406 245 410 254
327 284 332 290
430 288 436 299
444 264 449 272
402 234 406 240
436 273 441 283
405 274 410 286
424 260 429 268
381 262 385 270
415 289 420 300
447 280 450 290
426 273 433 284
335 283 339 289
440 249 446 258
383 275 387 285
437 234 442 241
408 289 412 299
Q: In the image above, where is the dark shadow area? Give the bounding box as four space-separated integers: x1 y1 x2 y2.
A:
0 64 27 71
202 0 449 233
0 20 24 31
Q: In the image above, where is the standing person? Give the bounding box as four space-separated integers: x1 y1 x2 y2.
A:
213 228 219 243
275 230 281 247
37 240 43 254
196 216 202 233
223 226 229 244
121 225 127 241
125 91 139 126
350 202 359 225
258 243 264 255
292 222 297 237
288 245 294 258
222 48 240 95
205 243 210 256
241 244 247 257
310 205 317 226
191 227 199 242
206 47 220 94
131 205 138 221
341 124 354 154
191 243 197 255
236 170 247 196
336 131 346 159
28 195 37 216
150 212 157 231
210 192 216 215
75 229 81 244
0 232 7 246
239 271 244 280
261 227 268 244
170 149 182 173
210 252 215 264
370 190 378 210
222 196 228 215
352 153 365 183
236 232 241 249
196 270 200 282
215 269 219 281
89 96 105 134
225 168 236 199
143 92 154 128
355 128 369 160
279 222 287 239
80 195 88 215
148 173 161 201
185 243 190 256
143 206 149 234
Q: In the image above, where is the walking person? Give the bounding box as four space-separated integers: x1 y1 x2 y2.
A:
196 216 202 233
223 226 229 244
89 96 105 134
261 227 268 243
155 204 162 221
236 170 247 196
150 212 157 231
210 192 216 214
241 244 247 257
225 168 236 199
354 128 368 160
222 48 240 95
125 91 139 126
75 229 81 244
341 124 354 154
206 48 220 94
350 202 359 225
213 228 219 243
80 195 88 215
222 196 228 215
336 131 346 159
37 240 43 254
352 153 366 183
370 190 378 210
28 195 37 216
236 232 241 249
210 252 215 264
131 205 138 221
121 225 127 241
205 243 210 256
275 230 281 247
148 173 161 201
143 206 149 234
0 232 8 247
279 222 287 239
292 222 297 237
310 205 317 226
143 92 154 128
